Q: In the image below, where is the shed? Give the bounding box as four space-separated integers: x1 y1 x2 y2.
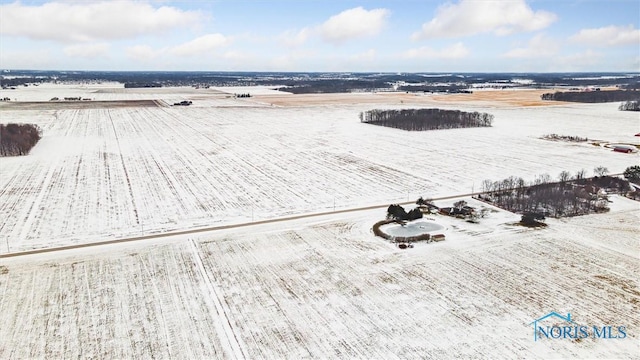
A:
432 234 446 242
613 145 637 153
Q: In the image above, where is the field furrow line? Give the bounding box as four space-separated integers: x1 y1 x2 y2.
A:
189 239 247 360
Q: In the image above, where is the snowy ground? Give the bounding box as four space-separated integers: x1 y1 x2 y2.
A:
0 196 638 358
1 84 638 253
0 84 638 358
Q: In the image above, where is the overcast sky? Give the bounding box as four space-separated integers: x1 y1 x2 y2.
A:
1 0 638 72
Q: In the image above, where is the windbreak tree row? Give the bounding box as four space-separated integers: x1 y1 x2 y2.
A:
360 108 493 131
541 90 639 103
478 173 631 217
0 123 42 156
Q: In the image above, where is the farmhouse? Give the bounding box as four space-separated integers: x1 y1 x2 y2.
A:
439 206 475 217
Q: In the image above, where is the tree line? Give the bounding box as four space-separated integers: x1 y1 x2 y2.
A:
619 100 640 111
360 108 493 131
398 84 471 93
477 168 632 218
0 123 42 156
278 79 390 94
541 134 588 142
541 90 639 103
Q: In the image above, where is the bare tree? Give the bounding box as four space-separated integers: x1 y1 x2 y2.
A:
453 200 467 210
593 166 609 177
481 179 494 194
539 173 552 184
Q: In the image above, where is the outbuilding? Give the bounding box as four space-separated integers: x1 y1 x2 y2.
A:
613 145 637 153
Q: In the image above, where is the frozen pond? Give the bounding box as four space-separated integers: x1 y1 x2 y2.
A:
382 220 444 237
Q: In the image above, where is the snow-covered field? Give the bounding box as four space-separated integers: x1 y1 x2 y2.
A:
0 84 639 358
1 84 638 253
1 197 638 358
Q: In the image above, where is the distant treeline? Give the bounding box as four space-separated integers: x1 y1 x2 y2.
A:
541 90 639 103
619 100 640 111
398 84 471 93
2 70 640 89
124 82 162 88
360 108 493 131
0 123 42 156
620 82 640 91
278 79 390 94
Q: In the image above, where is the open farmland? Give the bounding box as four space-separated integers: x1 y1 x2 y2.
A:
0 84 638 253
0 84 639 358
1 198 638 358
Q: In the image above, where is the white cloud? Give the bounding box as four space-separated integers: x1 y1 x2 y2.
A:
319 7 389 44
270 50 316 70
412 0 556 40
169 34 229 57
279 28 312 47
556 50 604 70
223 50 251 61
125 34 229 63
349 49 377 62
277 7 389 48
569 25 640 47
126 45 161 62
63 43 110 59
0 49 55 69
503 34 559 58
0 1 201 43
403 42 470 59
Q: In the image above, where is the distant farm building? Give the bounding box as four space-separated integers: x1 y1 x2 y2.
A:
613 145 637 153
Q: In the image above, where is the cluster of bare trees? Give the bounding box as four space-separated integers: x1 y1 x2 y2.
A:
619 100 640 111
541 134 588 142
0 123 42 156
360 108 493 131
477 168 631 217
541 90 639 103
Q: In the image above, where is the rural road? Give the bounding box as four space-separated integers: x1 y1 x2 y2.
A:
0 192 481 259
